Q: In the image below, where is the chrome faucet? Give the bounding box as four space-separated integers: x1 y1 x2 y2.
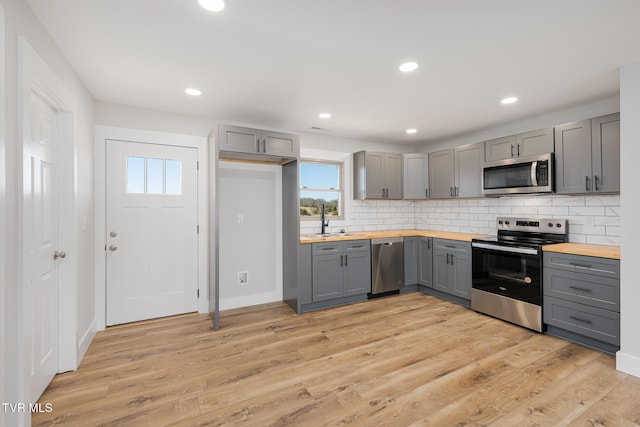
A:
321 203 329 234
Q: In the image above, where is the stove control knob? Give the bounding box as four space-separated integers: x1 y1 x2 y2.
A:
505 221 510 225
548 222 553 227
498 220 503 225
556 223 562 228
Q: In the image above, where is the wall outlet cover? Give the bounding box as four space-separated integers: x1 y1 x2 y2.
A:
238 271 248 284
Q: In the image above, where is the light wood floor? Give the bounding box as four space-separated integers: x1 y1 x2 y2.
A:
34 293 640 426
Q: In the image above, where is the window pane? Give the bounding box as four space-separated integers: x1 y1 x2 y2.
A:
165 159 182 195
300 191 339 217
126 156 145 193
146 158 163 194
300 163 339 189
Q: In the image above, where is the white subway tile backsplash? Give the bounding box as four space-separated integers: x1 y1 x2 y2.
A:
538 206 570 216
587 235 620 245
552 196 586 206
586 196 620 206
499 198 525 207
568 206 605 216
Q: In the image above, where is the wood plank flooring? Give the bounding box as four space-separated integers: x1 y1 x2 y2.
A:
33 293 640 426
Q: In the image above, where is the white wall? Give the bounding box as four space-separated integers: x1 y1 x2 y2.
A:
218 162 282 310
618 62 640 377
0 5 6 426
1 0 95 422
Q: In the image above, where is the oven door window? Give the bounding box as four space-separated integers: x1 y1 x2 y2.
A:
472 247 541 305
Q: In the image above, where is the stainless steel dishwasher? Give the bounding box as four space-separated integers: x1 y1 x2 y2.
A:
370 237 404 296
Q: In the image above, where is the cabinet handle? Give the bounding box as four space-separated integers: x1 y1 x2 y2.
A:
427 239 430 249
569 262 592 269
446 253 450 264
585 176 590 191
594 175 600 191
569 315 592 325
511 144 514 157
426 188 428 198
345 254 348 266
450 187 453 197
385 188 389 198
445 244 456 249
569 285 593 293
517 143 521 157
455 186 459 197
340 255 343 267
322 247 337 251
256 138 260 153
451 254 455 265
262 139 266 153
382 188 385 198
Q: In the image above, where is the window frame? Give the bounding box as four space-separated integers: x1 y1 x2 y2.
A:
299 159 344 221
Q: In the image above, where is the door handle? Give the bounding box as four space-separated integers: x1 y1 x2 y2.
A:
110 231 118 238
109 244 118 252
53 251 66 260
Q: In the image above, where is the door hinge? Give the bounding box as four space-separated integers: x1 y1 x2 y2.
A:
197 289 200 298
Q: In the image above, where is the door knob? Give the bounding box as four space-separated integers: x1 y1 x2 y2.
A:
110 231 118 237
53 251 66 260
109 244 118 251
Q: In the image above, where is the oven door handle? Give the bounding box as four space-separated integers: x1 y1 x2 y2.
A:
472 242 539 256
531 161 538 187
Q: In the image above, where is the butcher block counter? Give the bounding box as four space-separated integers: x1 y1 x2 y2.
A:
542 243 620 260
300 229 489 244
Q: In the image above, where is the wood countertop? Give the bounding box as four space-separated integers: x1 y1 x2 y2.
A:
542 243 620 260
300 229 490 244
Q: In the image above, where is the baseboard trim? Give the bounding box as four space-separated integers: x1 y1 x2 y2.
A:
616 351 640 378
76 318 97 370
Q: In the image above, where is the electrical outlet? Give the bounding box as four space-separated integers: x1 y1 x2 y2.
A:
238 271 248 285
237 214 244 224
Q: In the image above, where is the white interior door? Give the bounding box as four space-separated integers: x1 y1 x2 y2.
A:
106 140 198 326
25 91 60 402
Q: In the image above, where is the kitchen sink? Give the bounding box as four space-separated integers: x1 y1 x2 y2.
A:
304 232 363 238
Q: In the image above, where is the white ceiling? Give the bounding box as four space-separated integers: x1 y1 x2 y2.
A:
27 0 640 144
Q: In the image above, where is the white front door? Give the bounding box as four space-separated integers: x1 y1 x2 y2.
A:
24 91 60 402
106 140 198 326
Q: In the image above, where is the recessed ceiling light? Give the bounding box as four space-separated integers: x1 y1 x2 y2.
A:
399 62 418 72
501 96 518 105
198 0 225 12
185 88 202 96
406 129 417 134
319 113 332 119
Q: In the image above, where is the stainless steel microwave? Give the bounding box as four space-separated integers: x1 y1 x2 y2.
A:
482 153 554 195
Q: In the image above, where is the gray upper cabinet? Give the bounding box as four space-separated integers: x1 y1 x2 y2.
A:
403 153 429 199
428 149 455 199
454 143 483 198
218 124 300 159
429 143 482 199
485 128 553 162
353 151 403 199
591 113 620 193
555 113 620 194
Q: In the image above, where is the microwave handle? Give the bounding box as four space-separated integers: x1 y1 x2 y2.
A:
531 161 538 187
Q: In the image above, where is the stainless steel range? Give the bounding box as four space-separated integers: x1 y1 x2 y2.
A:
471 217 568 332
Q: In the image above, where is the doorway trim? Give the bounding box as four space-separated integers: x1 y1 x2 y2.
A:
18 36 78 405
95 125 208 331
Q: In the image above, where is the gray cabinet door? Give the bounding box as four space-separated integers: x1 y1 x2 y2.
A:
454 143 483 198
262 131 300 157
428 149 455 199
364 152 385 199
591 113 620 193
418 237 433 288
312 253 343 301
403 154 428 199
484 135 517 161
384 153 403 199
516 127 554 157
432 249 450 293
450 252 471 299
555 120 592 194
344 251 371 295
219 124 260 154
404 237 418 286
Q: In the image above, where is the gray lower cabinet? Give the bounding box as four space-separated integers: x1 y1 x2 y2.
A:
404 237 418 286
432 239 471 299
218 124 300 158
543 252 620 352
428 143 482 199
418 237 433 288
484 127 554 162
312 240 371 302
554 113 620 194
